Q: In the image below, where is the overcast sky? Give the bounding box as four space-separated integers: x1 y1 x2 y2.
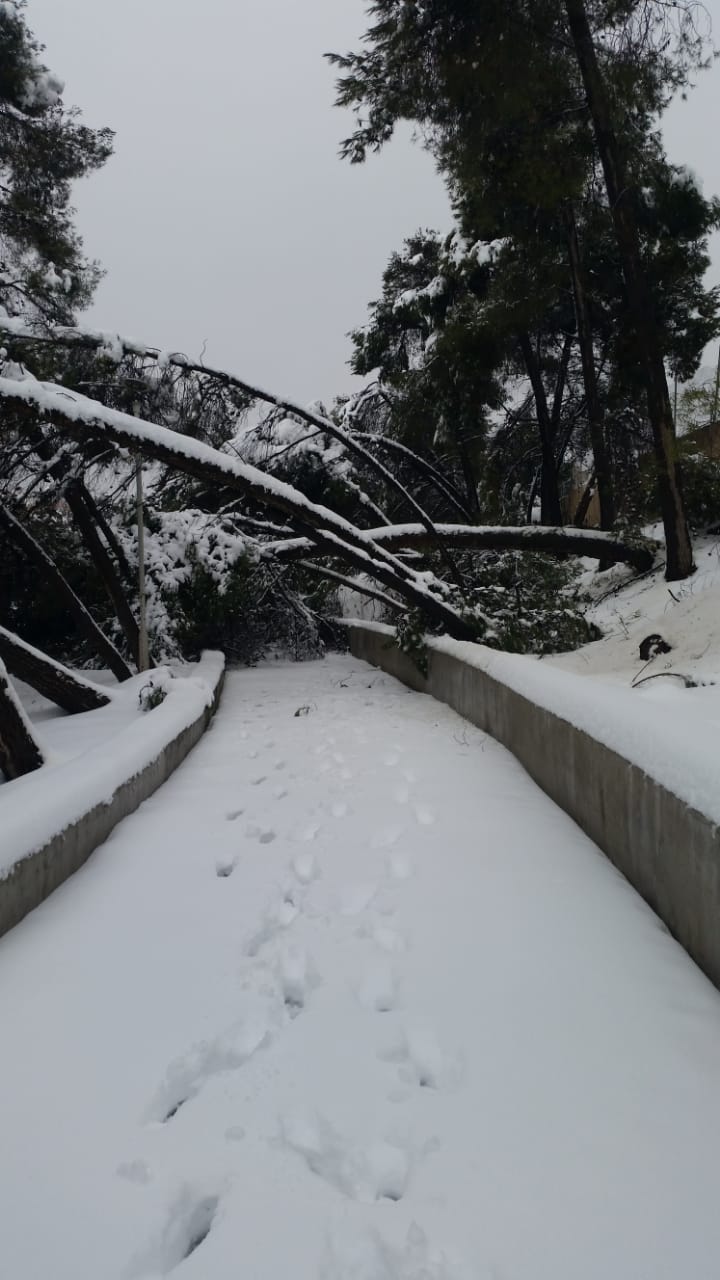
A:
28 0 720 402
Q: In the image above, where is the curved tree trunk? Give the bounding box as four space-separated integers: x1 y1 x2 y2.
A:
0 380 476 640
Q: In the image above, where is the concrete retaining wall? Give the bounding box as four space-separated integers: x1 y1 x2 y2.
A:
347 624 720 990
0 659 225 939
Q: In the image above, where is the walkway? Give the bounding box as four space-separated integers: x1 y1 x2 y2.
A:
1 655 720 1279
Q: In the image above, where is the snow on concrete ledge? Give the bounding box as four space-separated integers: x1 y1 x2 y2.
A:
345 619 720 828
0 652 225 936
344 620 720 991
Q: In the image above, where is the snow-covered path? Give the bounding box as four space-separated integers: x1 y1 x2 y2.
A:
2 656 720 1280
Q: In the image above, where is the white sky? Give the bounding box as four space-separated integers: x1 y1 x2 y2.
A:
28 0 720 402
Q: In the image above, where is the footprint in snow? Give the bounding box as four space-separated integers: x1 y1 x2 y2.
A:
244 898 299 957
277 943 317 1014
339 881 378 916
215 857 237 878
379 1021 462 1091
245 821 276 845
414 805 436 827
251 774 267 786
292 852 319 884
387 852 413 881
128 1187 220 1276
320 1222 468 1280
116 1159 152 1185
371 825 404 850
280 1107 410 1203
147 1010 272 1124
356 959 397 1012
356 922 407 954
225 808 244 822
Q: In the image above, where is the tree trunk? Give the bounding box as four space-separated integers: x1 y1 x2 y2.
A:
0 383 477 640
64 479 143 666
0 504 133 681
77 482 133 578
451 422 481 518
0 624 111 712
271 521 655 572
563 0 693 579
0 657 45 779
518 332 564 525
564 204 615 532
572 470 597 528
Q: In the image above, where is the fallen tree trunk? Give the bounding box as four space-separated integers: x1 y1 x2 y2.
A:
0 504 134 681
266 522 656 573
0 321 455 550
0 657 45 779
0 624 111 713
64 479 143 666
0 378 475 640
296 561 402 613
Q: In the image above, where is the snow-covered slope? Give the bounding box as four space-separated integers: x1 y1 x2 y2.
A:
550 531 720 689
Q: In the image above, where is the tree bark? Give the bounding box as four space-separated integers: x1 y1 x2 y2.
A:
77 481 133 578
572 470 597 528
563 0 693 579
0 624 111 712
564 205 615 532
0 657 45 779
518 332 564 525
64 478 142 666
0 504 133 681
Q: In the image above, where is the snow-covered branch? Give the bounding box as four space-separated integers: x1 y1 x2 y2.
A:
265 521 655 572
0 376 476 639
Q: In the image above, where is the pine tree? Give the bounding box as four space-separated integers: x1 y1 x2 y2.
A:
0 0 113 324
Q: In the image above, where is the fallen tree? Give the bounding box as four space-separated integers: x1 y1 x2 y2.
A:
0 375 477 639
265 522 656 573
0 624 112 713
0 503 133 681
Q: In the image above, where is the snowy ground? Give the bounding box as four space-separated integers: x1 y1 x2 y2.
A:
551 530 720 689
2 656 720 1279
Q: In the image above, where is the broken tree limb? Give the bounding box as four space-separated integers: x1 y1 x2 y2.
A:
0 656 45 779
0 503 134 681
296 561 402 613
0 624 112 712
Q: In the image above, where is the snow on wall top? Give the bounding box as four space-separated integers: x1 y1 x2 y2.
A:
345 620 720 829
0 652 224 877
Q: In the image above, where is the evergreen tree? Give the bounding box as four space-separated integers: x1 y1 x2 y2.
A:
0 0 113 324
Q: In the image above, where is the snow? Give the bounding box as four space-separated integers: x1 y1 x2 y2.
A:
0 653 224 875
2 656 720 1278
352 617 720 828
0 373 451 605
